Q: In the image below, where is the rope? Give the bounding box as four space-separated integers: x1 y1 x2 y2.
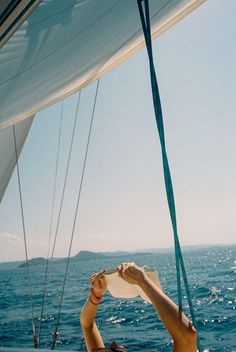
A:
13 125 38 348
36 91 81 346
49 91 82 263
137 0 201 350
51 79 100 349
38 100 64 345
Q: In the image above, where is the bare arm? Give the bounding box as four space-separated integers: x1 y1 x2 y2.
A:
117 263 197 352
80 271 106 352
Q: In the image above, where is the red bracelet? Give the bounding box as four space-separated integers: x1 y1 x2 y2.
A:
89 296 99 305
89 288 103 304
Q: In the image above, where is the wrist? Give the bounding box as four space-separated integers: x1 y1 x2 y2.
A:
139 274 151 289
92 286 105 298
89 288 103 304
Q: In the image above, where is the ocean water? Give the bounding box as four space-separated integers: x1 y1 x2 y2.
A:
0 246 236 351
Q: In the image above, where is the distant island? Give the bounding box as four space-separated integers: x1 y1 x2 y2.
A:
18 257 48 268
0 244 235 271
72 250 109 261
17 245 220 269
17 250 137 269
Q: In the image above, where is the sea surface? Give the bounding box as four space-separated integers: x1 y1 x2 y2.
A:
0 246 236 351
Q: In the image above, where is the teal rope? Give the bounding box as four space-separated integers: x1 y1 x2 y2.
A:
137 0 200 350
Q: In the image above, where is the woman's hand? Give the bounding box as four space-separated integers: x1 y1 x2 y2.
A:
90 270 107 297
117 262 148 286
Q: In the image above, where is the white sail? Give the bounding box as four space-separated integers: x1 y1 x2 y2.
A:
0 0 205 131
0 0 205 203
0 116 34 202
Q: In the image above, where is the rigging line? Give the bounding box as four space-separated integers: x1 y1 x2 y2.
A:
49 91 81 264
37 100 64 345
137 0 201 350
35 91 81 344
51 79 100 350
12 125 38 348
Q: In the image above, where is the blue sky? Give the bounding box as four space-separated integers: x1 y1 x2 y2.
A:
0 0 236 261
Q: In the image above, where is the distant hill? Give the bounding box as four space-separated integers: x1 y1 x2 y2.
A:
72 250 109 261
18 257 47 268
1 244 235 270
17 251 111 269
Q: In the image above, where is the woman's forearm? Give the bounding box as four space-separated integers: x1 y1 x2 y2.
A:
80 298 99 329
139 276 197 349
80 298 105 351
80 271 106 351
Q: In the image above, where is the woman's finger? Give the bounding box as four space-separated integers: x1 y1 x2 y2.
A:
92 273 105 286
117 265 122 277
122 263 129 276
90 270 105 281
100 275 106 284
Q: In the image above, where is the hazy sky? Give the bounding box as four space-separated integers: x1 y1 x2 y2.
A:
0 0 236 262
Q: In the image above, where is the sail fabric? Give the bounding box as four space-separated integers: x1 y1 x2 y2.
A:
0 116 34 202
0 0 205 131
